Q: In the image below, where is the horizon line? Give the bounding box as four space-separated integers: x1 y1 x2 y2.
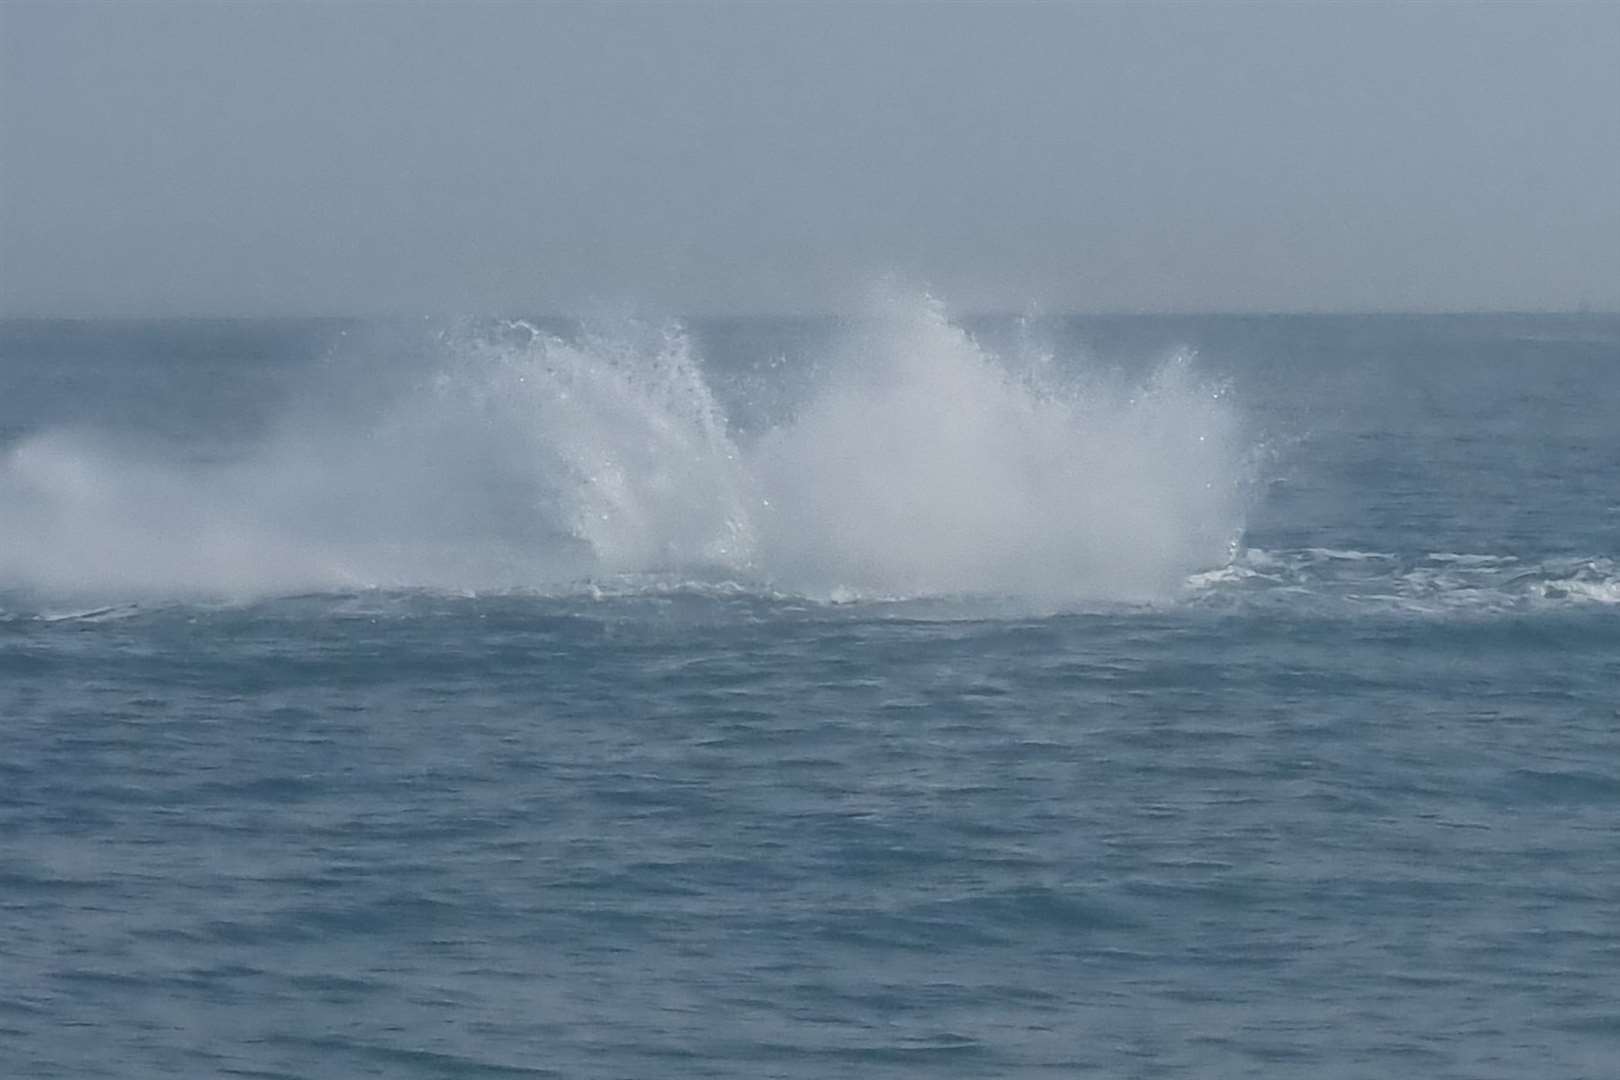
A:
3 306 1617 323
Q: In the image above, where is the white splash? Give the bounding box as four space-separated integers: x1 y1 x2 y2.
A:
753 291 1247 599
0 290 1253 604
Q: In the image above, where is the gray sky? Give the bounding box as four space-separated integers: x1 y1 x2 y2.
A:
3 0 1618 316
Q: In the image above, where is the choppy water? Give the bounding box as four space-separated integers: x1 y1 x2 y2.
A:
3 300 1619 1077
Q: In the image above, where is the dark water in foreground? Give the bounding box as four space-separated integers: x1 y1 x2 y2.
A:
3 308 1619 1077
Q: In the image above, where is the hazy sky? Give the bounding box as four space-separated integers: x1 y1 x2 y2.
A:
3 1 1618 316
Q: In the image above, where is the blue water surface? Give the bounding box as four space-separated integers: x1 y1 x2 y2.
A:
2 313 1618 1077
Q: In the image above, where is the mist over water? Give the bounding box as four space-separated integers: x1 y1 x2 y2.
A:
0 292 1252 605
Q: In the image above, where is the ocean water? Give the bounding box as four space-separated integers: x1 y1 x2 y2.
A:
2 297 1618 1077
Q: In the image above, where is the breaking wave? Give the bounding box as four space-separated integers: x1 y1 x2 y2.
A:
0 290 1252 606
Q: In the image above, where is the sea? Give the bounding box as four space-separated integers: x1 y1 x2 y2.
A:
3 295 1618 1078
